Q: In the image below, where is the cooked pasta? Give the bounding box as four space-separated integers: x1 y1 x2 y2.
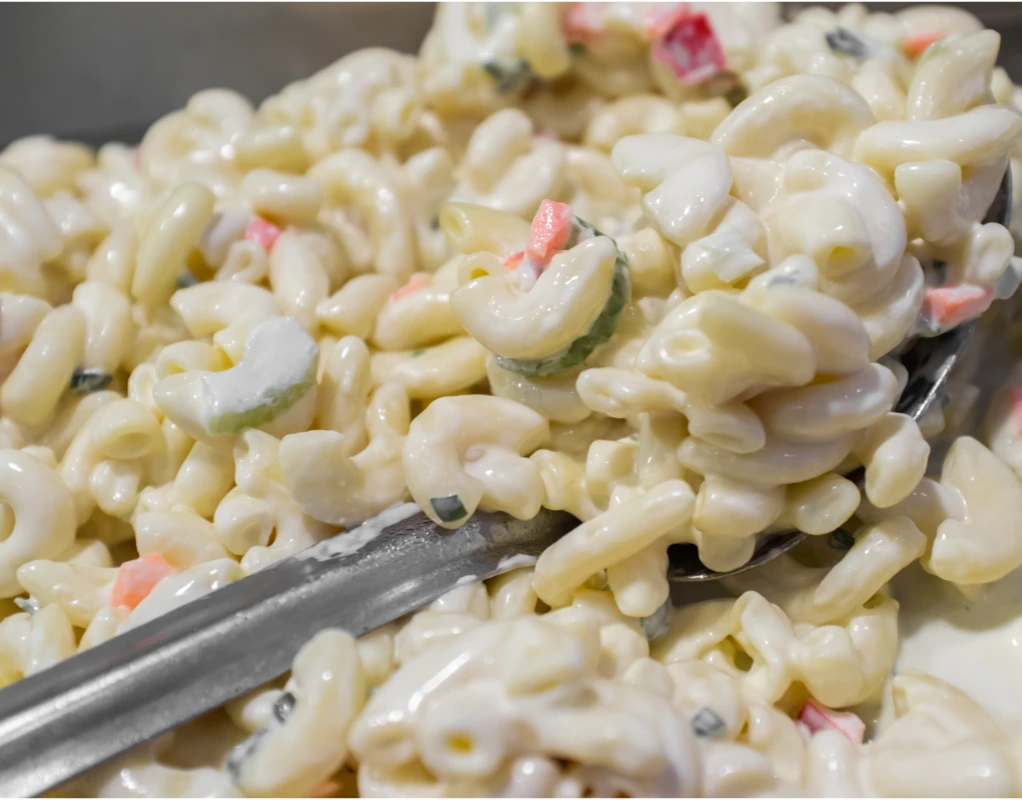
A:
8 2 1022 798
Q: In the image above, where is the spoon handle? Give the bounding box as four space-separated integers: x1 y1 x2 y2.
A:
0 506 576 798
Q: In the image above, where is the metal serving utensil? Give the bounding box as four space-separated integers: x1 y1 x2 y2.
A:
0 173 1012 796
0 508 578 796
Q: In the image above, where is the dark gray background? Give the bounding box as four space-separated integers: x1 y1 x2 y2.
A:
0 3 436 146
2 3 1021 147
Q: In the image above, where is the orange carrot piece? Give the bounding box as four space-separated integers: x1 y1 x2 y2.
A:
526 200 574 266
244 217 282 252
110 554 175 611
798 699 865 744
904 30 944 59
390 273 431 302
922 284 994 330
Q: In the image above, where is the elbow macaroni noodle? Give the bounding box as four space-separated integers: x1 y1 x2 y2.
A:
7 2 1022 796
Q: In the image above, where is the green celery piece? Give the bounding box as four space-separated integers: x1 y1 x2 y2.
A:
496 227 632 378
208 357 317 435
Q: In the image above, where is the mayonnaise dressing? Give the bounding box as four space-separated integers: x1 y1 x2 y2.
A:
152 316 319 440
892 562 1022 725
301 502 420 561
204 316 317 424
496 553 538 571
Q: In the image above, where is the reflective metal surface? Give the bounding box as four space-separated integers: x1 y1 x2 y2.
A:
0 507 577 798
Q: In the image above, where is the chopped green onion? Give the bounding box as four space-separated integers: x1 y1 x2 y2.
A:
724 82 748 108
227 689 294 778
431 494 468 523
569 42 587 56
411 348 427 358
175 271 200 290
272 691 296 723
699 70 747 106
640 600 672 641
828 528 857 550
70 367 113 396
14 596 39 615
825 27 869 58
482 59 536 94
226 727 269 780
690 707 726 739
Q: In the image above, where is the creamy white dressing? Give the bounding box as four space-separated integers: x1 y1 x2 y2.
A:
152 316 319 439
204 316 317 423
198 208 251 268
300 507 539 579
891 563 1022 725
439 555 539 593
496 553 538 572
301 502 421 561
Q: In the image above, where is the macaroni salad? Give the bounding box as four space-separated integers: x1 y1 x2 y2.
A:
2 1 1022 796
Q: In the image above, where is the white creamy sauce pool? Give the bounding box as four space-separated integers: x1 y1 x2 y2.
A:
495 553 538 571
892 563 1022 723
303 502 421 561
205 316 317 419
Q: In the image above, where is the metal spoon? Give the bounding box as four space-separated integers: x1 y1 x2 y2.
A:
0 507 578 796
0 173 1012 796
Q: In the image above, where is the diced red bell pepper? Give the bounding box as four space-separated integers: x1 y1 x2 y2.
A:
563 2 607 44
110 554 175 611
798 699 865 744
651 12 726 86
922 284 994 331
527 200 574 267
244 216 283 253
390 273 431 302
504 250 526 270
904 30 944 59
644 3 691 40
